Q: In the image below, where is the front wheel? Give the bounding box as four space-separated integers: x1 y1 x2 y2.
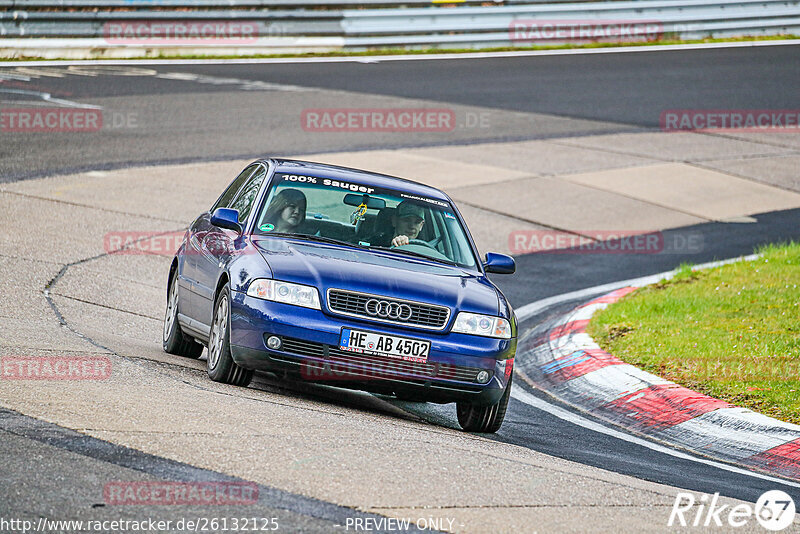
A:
207 286 253 387
456 374 512 433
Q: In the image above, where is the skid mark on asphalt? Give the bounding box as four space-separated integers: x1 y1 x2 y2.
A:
50 293 161 321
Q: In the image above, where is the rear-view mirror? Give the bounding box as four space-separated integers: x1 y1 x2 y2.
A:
343 193 386 210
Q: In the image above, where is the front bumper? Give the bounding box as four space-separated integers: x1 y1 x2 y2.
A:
229 292 516 406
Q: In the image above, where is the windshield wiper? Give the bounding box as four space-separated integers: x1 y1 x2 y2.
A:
262 232 366 249
371 246 458 266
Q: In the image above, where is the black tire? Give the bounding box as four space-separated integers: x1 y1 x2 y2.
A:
163 274 204 359
456 373 512 433
394 391 421 402
207 285 253 387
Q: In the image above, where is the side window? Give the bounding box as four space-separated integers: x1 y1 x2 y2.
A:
230 166 267 223
212 165 256 211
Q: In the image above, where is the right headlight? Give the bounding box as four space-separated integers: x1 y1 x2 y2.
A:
452 312 512 339
246 279 321 310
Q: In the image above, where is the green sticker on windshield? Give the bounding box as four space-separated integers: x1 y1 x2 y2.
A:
259 223 275 232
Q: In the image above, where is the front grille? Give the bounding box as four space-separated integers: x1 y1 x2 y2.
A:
276 336 484 383
327 289 450 330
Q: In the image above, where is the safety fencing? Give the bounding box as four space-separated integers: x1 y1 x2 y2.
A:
0 0 798 58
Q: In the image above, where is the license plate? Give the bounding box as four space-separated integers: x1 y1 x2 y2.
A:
339 328 430 363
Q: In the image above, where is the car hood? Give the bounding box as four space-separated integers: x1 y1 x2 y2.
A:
252 237 499 316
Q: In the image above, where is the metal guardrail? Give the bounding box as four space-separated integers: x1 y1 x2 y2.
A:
0 0 798 54
341 0 800 46
0 0 502 8
0 10 343 38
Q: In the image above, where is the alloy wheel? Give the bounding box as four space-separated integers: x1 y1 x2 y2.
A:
208 294 228 371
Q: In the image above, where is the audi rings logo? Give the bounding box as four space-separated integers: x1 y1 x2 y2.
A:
365 299 413 321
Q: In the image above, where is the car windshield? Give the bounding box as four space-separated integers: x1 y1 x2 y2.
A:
253 173 479 268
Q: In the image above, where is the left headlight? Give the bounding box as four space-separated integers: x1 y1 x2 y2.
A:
452 312 512 339
246 279 321 310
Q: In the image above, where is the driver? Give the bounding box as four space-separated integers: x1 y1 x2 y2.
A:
369 200 426 247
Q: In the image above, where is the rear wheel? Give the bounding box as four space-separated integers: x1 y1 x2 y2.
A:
163 274 204 359
207 285 253 387
456 374 512 433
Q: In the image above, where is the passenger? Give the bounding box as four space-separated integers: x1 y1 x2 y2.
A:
262 188 307 233
369 200 426 247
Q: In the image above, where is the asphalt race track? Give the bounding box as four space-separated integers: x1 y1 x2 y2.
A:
2 44 798 181
2 44 800 532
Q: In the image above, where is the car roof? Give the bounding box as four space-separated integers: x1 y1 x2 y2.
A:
264 158 452 202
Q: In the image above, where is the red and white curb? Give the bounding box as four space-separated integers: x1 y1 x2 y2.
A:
516 284 800 482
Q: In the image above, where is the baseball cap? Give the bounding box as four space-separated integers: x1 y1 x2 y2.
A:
396 201 425 220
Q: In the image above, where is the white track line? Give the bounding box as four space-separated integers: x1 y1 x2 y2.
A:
0 40 798 67
511 386 800 489
0 88 102 109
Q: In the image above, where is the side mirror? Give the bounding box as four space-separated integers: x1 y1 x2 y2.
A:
483 252 515 274
211 208 242 234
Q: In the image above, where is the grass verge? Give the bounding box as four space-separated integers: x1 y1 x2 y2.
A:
1 35 798 61
588 242 800 424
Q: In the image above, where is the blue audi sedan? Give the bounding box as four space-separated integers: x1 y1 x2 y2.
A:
163 159 517 432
